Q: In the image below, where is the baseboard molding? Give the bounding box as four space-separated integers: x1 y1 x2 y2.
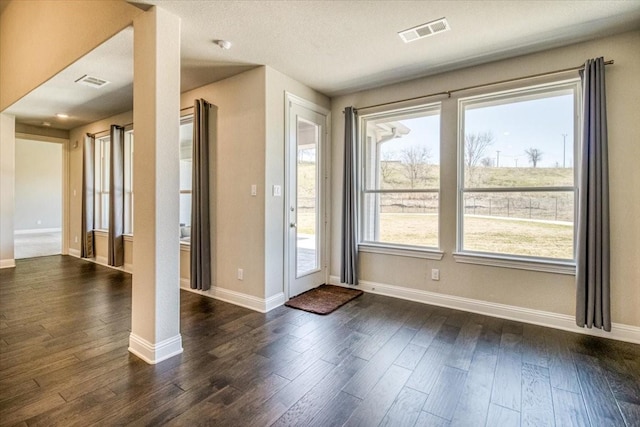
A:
128 333 183 365
0 258 16 269
69 253 133 274
14 227 61 235
329 275 640 345
180 278 285 313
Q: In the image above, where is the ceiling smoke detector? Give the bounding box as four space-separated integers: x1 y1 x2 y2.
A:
75 74 110 89
398 18 450 43
214 39 232 50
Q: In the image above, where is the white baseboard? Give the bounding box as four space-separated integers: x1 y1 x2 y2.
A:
14 227 62 235
128 333 183 365
329 275 640 345
0 258 16 269
68 252 132 274
180 278 285 313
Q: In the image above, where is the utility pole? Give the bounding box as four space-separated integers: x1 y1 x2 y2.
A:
496 150 501 167
562 133 567 168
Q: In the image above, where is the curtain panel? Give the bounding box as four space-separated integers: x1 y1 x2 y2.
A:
190 99 212 291
576 57 611 331
340 107 358 285
108 125 125 267
81 134 95 258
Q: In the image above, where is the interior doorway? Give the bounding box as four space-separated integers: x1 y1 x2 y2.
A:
14 138 64 259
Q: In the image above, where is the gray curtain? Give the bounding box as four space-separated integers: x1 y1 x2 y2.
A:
191 99 212 291
340 107 358 285
576 57 610 331
81 134 95 258
108 125 125 267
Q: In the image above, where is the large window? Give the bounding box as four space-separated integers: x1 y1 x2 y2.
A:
124 131 134 235
360 104 441 249
458 81 578 261
179 117 193 243
94 136 110 231
94 131 134 234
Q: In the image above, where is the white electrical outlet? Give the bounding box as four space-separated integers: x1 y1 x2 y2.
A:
431 269 440 281
237 268 244 280
273 185 282 197
251 184 257 196
74 236 78 243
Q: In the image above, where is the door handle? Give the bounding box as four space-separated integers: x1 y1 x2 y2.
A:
290 223 297 228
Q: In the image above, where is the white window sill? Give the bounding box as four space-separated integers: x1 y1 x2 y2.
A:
180 241 190 251
453 252 576 275
123 234 134 242
359 243 444 260
93 229 108 236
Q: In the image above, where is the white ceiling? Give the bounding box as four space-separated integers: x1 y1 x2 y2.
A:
5 0 640 130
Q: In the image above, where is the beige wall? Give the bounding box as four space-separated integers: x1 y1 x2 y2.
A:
180 67 267 298
14 139 63 230
264 67 331 299
330 30 640 327
0 0 142 110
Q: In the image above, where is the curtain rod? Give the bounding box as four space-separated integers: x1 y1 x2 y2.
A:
351 59 614 113
88 122 134 137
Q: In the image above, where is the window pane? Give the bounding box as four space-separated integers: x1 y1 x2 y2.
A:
94 137 110 230
179 119 193 240
364 108 440 191
360 105 440 250
296 117 319 276
462 191 574 259
463 90 574 188
362 192 438 248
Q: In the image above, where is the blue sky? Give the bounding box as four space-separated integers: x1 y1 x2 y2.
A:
378 92 574 168
465 93 574 168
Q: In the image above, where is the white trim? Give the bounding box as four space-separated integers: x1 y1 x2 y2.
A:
180 278 285 313
0 259 16 269
329 275 640 345
68 252 132 274
180 242 190 252
453 252 576 275
265 292 287 312
285 92 330 115
128 333 183 365
15 132 68 144
360 243 444 260
14 227 62 235
123 234 134 242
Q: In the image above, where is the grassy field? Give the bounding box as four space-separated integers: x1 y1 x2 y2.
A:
298 212 573 259
296 161 575 259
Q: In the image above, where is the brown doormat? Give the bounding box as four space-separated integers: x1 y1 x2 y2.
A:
285 284 363 315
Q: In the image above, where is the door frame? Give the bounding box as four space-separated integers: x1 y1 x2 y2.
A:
284 92 330 299
14 132 70 256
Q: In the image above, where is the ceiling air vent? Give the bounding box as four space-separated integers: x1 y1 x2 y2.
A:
398 18 450 43
75 74 110 89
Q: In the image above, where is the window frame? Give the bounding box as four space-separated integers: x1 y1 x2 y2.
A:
94 135 110 231
358 103 444 259
454 79 580 273
123 130 134 235
179 114 194 245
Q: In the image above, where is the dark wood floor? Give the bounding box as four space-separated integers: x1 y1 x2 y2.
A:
1 256 639 426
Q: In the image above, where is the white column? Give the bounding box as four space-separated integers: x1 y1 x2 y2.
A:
129 6 182 364
0 113 16 269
